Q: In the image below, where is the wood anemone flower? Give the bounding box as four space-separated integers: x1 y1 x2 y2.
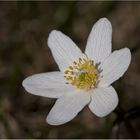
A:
22 18 131 125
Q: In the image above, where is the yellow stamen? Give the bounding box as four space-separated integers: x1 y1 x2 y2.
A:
64 57 98 91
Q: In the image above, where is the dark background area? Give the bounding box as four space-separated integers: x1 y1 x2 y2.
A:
0 1 140 138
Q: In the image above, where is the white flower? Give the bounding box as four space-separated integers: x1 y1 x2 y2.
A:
22 18 131 125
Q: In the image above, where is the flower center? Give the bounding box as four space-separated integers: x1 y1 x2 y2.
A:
64 58 99 91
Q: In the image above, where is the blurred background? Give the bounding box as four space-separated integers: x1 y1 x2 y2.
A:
0 1 140 138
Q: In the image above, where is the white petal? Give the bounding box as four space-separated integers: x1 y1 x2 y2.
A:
22 71 75 98
47 91 90 125
85 18 112 64
98 48 131 87
89 86 118 117
48 30 85 72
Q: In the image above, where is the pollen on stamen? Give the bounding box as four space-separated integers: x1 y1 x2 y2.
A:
64 57 99 91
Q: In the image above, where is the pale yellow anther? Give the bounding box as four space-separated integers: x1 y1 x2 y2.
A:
79 58 82 61
64 70 69 74
83 58 87 62
70 71 74 75
73 66 78 69
73 61 77 65
69 66 73 70
66 76 73 80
